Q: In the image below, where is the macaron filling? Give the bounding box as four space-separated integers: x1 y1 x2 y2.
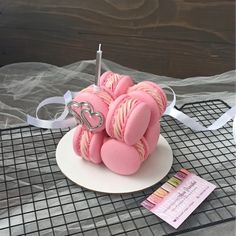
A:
128 90 161 125
134 138 149 162
104 73 121 93
144 81 167 112
73 126 83 157
111 96 139 141
129 82 167 116
81 85 113 106
100 71 134 98
79 128 92 160
134 140 145 162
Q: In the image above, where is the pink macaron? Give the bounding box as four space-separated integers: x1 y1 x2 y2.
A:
70 85 114 132
128 81 167 125
73 125 106 164
106 94 151 146
144 122 160 154
99 71 134 98
101 137 150 175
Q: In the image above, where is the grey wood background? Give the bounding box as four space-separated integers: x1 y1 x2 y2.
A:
0 0 235 78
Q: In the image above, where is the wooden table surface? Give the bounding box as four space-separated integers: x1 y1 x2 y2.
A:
0 0 235 78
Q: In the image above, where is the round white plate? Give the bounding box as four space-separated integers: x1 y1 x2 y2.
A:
56 128 173 194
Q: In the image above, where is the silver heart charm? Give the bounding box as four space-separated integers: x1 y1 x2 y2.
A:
67 101 104 131
80 108 104 131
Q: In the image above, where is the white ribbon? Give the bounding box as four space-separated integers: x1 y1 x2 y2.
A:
162 86 236 142
27 91 79 129
27 87 236 142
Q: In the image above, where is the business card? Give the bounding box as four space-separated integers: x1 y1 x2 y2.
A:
141 168 216 229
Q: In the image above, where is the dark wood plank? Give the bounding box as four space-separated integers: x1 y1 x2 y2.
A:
0 0 235 78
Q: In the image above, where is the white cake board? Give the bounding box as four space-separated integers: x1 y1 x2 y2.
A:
56 128 173 194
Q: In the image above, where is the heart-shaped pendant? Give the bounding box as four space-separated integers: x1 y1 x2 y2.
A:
80 108 104 131
67 101 104 131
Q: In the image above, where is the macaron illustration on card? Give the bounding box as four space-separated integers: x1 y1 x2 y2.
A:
141 169 216 228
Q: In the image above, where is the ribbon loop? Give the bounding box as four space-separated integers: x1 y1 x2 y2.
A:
27 90 77 129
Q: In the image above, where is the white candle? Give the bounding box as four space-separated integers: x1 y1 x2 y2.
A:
95 44 102 86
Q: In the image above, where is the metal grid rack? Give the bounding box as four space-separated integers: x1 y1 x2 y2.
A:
0 100 235 236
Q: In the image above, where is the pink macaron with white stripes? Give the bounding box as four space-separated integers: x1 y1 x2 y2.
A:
99 71 134 98
73 125 106 164
128 81 167 125
105 94 151 146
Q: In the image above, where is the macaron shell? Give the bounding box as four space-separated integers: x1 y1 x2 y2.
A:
101 139 142 175
99 71 134 98
73 125 89 161
99 71 113 87
144 122 160 154
124 102 151 145
142 81 168 114
129 90 161 125
73 125 84 157
73 92 108 132
105 94 128 138
89 131 105 164
113 75 134 97
103 135 110 143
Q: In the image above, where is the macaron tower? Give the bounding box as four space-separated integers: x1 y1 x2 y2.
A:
70 71 167 176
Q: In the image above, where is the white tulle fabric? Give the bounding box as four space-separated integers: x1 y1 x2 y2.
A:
0 59 235 141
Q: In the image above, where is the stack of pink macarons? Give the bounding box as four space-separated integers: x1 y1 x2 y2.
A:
71 71 167 175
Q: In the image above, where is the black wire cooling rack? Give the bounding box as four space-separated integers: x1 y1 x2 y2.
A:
0 100 235 236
